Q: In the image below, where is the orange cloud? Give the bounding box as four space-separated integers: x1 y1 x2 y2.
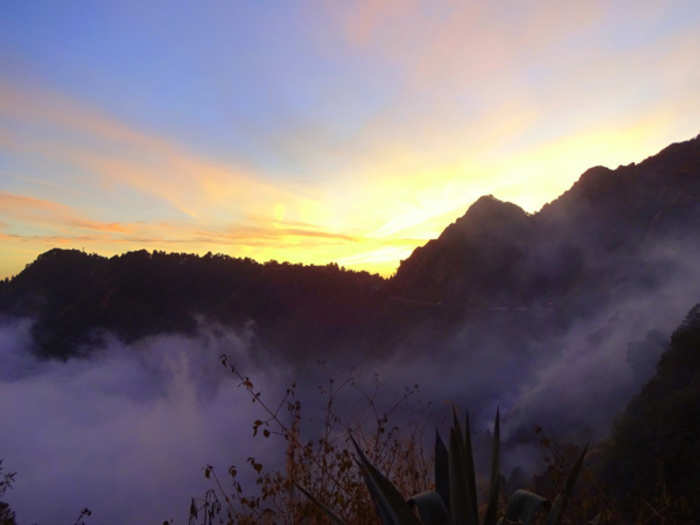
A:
338 0 420 48
324 1 610 90
2 9 699 282
0 81 310 224
0 192 132 234
0 191 363 246
0 185 426 280
0 81 167 151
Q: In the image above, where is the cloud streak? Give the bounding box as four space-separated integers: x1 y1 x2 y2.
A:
0 191 365 246
2 1 699 278
0 81 302 222
0 192 132 234
0 188 426 278
0 81 425 277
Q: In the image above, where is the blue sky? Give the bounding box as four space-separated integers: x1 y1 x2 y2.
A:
1 0 699 277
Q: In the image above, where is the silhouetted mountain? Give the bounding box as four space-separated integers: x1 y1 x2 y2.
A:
0 133 699 361
0 250 388 360
393 195 534 304
394 134 700 312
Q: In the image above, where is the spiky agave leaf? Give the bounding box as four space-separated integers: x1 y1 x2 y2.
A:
588 513 602 525
449 422 469 523
449 406 479 525
462 410 479 525
349 434 422 525
546 444 588 525
435 430 450 512
503 490 551 525
293 481 347 525
482 408 501 525
407 491 450 525
355 459 396 525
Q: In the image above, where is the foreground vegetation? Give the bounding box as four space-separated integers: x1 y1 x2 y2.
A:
185 303 700 524
1 461 16 525
3 304 697 523
185 359 597 524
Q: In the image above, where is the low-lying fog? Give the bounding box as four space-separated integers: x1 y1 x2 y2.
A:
1 319 289 524
1 270 697 523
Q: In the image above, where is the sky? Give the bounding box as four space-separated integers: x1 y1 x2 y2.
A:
1 0 699 278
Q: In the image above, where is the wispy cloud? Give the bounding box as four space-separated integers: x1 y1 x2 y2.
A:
0 190 361 245
0 81 308 223
0 186 414 278
1 1 699 278
0 78 456 277
0 192 132 234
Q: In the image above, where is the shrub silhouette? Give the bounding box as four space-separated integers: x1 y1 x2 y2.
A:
187 357 597 524
0 460 16 525
187 356 432 524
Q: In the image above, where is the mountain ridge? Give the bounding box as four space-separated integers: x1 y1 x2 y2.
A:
393 133 700 305
1 133 699 360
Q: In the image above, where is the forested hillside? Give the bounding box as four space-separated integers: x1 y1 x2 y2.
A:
1 135 698 364
600 303 700 523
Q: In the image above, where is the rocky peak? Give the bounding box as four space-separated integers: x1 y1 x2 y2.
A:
440 195 530 241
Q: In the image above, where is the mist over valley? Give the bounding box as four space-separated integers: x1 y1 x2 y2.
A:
1 135 699 523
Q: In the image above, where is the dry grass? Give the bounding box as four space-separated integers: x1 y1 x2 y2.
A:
185 355 434 524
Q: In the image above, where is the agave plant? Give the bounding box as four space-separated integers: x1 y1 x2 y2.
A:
297 406 589 525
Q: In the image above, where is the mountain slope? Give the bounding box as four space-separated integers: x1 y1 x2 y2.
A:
601 303 700 523
392 134 700 312
0 250 387 359
1 133 699 360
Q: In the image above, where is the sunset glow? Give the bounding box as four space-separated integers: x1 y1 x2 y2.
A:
2 1 699 278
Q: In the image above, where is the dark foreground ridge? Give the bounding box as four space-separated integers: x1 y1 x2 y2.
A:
599 302 700 522
0 133 699 360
